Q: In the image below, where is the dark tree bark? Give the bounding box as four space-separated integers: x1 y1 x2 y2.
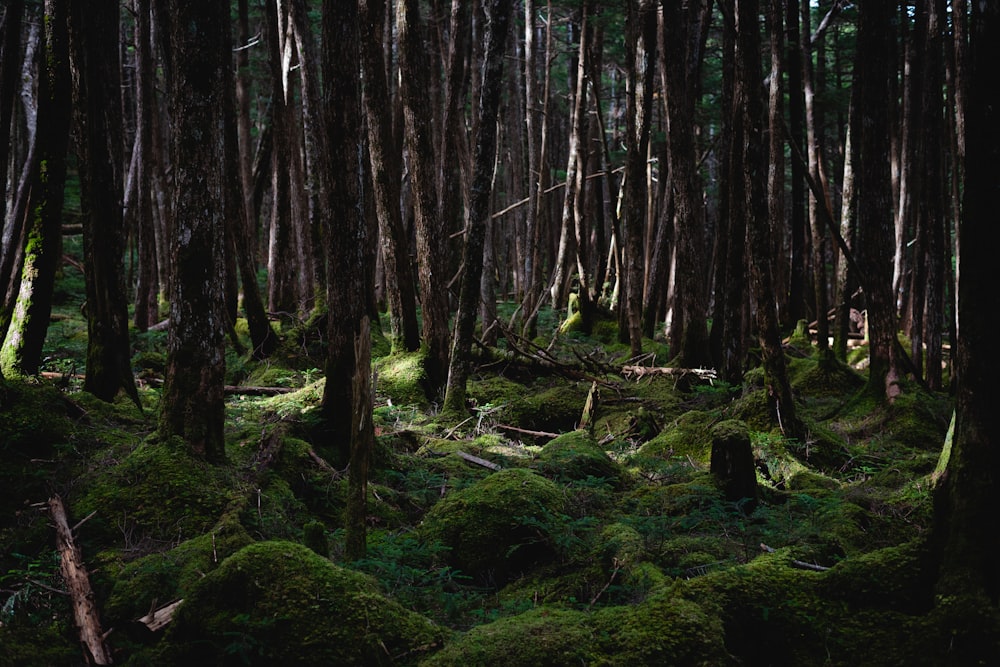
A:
853 2 902 403
662 0 711 369
737 0 804 442
442 0 513 415
933 0 1000 612
784 0 808 329
159 0 230 461
397 0 451 396
0 0 24 243
68 0 140 405
321 0 374 558
359 0 420 353
132 0 160 333
622 0 657 358
0 0 71 379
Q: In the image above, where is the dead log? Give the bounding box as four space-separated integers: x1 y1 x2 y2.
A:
136 599 183 633
455 450 502 471
48 495 113 665
621 365 718 381
496 424 561 440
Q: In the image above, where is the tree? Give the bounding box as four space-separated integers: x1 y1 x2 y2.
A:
158 0 231 461
358 0 420 353
0 0 72 380
68 0 140 405
321 0 375 559
442 0 513 415
933 0 1000 607
397 0 452 397
852 2 902 402
662 0 712 369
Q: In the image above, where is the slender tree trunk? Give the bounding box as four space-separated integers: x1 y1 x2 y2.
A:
785 0 808 329
68 0 140 405
397 0 451 396
1 0 71 379
359 0 420 352
662 0 711 369
853 2 901 403
159 0 230 461
0 0 24 243
442 0 512 415
622 0 656 358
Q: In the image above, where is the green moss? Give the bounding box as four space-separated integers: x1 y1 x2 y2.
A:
75 435 232 545
535 429 622 485
420 468 566 584
375 350 431 408
104 520 253 623
422 607 595 666
502 382 592 436
637 410 715 462
153 541 443 666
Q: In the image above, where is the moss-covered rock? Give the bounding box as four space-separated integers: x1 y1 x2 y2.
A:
502 382 591 436
152 541 443 666
535 429 622 485
420 468 566 584
637 409 715 462
375 350 432 408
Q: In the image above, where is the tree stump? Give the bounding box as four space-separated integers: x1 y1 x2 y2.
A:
710 420 758 510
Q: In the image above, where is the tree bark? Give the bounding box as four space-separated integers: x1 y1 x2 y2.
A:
358 0 420 353
1 0 71 379
397 0 451 396
442 0 513 415
159 0 230 461
68 0 140 406
853 2 902 403
933 0 1000 607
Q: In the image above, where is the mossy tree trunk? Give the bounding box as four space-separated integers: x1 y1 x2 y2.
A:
68 0 140 406
933 0 1000 604
442 0 513 416
159 0 230 462
0 0 71 379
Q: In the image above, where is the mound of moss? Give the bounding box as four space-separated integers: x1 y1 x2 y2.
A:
150 541 443 666
535 429 622 485
420 468 566 584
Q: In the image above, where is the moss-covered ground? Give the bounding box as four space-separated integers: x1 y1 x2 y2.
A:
1 265 994 665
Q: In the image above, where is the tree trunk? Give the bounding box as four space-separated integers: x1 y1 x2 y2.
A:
321 0 375 470
442 0 512 415
159 0 230 462
662 0 711 370
622 0 656 358
397 0 451 396
1 0 71 379
68 0 140 406
359 0 420 353
853 2 902 403
0 0 24 245
933 0 1000 610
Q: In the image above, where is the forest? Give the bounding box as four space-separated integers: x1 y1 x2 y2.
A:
1 0 999 664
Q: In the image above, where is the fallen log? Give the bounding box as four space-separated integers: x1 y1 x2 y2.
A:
49 495 113 665
621 365 718 381
455 450 502 471
137 599 183 633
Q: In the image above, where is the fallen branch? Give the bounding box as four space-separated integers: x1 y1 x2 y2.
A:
496 424 560 440
137 599 183 633
759 543 831 572
49 495 113 665
622 365 718 381
455 450 502 471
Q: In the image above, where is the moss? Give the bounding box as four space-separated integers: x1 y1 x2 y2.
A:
153 541 443 666
302 520 329 557
421 607 596 666
535 429 622 485
104 520 254 623
75 435 232 546
502 382 592 436
375 350 431 408
420 468 566 584
591 590 729 665
597 522 645 569
637 410 715 462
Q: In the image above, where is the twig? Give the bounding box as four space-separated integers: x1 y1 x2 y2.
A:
496 424 560 440
759 543 831 572
455 450 502 471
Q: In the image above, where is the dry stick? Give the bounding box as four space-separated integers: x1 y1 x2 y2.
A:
759 543 831 572
49 495 113 665
496 423 561 439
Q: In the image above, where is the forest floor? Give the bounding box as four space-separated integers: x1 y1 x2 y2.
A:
1 238 996 665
